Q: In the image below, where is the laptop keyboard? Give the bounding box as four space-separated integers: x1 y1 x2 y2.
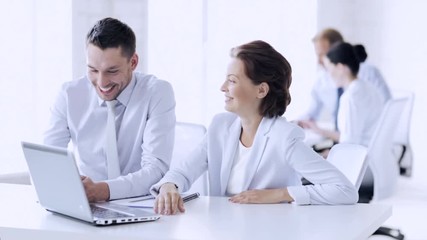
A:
91 205 131 218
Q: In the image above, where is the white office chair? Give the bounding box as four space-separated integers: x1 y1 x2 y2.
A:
326 142 404 239
171 122 209 195
326 143 368 190
0 171 31 185
391 90 415 177
359 98 408 240
361 98 407 201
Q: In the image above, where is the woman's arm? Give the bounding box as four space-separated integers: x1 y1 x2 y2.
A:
287 140 358 205
229 188 294 204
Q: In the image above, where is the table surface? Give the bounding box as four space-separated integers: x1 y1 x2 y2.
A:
0 184 391 240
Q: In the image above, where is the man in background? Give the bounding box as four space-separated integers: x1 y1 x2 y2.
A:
297 28 344 129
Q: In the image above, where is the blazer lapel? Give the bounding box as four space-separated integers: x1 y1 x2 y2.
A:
220 118 241 195
241 117 275 191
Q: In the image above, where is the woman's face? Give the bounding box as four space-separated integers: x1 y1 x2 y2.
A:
220 58 263 117
323 56 345 87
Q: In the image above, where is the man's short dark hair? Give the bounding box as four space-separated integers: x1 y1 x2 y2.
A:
313 28 344 45
86 17 136 59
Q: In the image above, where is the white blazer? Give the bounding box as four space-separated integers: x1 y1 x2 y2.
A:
151 113 358 205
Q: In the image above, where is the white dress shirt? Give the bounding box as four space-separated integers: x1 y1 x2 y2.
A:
358 62 392 104
303 67 337 121
303 63 391 122
338 80 384 147
151 113 358 205
44 72 176 199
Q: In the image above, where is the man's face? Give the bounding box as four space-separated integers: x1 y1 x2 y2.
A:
86 44 138 101
313 39 330 67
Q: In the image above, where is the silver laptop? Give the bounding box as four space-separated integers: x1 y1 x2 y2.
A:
21 141 160 226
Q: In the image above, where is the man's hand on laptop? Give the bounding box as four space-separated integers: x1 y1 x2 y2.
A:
81 176 110 202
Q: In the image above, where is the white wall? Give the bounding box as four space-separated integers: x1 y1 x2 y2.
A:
148 0 317 125
147 0 206 124
317 0 427 182
0 0 72 174
3 0 425 180
72 0 148 80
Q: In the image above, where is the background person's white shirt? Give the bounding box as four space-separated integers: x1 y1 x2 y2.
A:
44 72 176 200
358 62 392 104
303 67 337 121
338 80 384 147
302 64 391 123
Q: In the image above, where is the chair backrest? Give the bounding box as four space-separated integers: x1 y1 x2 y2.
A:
0 171 31 185
391 90 415 145
327 144 368 190
364 98 407 201
171 122 208 195
391 90 415 176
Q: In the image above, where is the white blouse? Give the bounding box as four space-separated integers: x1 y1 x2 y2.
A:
358 62 392 104
338 80 385 146
226 141 252 196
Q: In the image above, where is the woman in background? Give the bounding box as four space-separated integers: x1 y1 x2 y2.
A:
151 40 358 215
305 42 385 150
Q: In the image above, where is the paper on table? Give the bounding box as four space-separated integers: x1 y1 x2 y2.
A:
110 194 155 208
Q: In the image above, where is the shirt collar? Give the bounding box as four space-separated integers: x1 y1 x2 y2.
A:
97 73 136 107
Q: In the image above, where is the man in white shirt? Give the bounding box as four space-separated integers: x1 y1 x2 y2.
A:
44 18 176 202
298 28 344 129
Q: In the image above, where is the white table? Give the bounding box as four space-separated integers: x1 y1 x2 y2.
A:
0 184 391 240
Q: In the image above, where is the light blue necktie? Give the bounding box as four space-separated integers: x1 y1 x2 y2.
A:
106 100 120 179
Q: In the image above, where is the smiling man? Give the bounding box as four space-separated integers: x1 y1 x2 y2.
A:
44 18 176 202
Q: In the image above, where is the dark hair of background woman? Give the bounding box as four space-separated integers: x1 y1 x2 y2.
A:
353 44 368 63
326 42 360 76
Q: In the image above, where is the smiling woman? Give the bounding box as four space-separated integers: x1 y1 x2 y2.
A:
150 40 358 216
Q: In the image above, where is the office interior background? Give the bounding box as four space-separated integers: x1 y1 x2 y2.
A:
1 0 426 211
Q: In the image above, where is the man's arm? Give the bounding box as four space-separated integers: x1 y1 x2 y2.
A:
105 80 176 200
43 83 71 148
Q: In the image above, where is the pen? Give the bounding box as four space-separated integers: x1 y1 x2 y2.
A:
182 192 200 203
126 192 200 208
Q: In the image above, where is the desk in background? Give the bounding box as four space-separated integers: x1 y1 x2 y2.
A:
303 121 335 147
0 184 391 240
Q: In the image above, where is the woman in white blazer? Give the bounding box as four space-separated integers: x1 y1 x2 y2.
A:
151 40 358 215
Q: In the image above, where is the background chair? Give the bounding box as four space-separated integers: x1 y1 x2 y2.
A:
327 143 404 240
359 98 408 240
171 122 209 195
0 171 31 185
361 97 408 201
391 90 415 177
